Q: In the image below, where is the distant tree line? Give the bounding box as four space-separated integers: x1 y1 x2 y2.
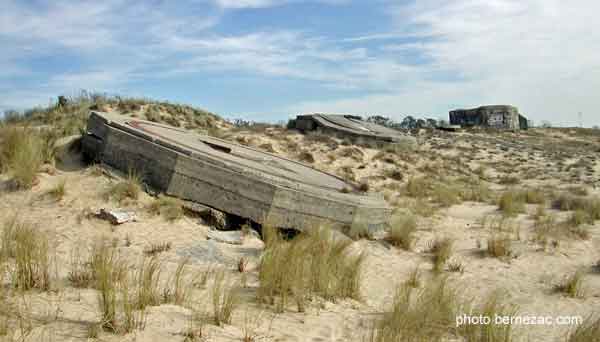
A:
366 115 443 130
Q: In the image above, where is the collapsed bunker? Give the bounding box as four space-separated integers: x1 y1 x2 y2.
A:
292 114 416 145
82 111 391 233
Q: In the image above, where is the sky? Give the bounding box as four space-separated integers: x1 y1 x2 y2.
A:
1 0 599 127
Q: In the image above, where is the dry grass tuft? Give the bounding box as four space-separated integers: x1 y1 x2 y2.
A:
554 269 585 298
427 237 454 273
148 195 184 221
498 190 525 217
368 278 462 342
566 315 600 342
386 214 417 250
163 257 192 306
135 257 163 310
460 291 519 342
212 269 240 326
486 235 513 258
2 217 51 291
258 227 363 312
0 126 44 188
47 179 67 201
144 242 172 256
106 170 141 203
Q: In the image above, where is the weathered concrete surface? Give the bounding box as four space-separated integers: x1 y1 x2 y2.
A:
293 114 416 144
82 111 390 233
449 105 528 130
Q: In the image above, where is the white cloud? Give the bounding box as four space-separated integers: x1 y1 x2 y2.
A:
214 0 282 8
292 0 600 126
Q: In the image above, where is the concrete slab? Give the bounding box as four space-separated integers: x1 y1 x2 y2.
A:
82 111 391 233
293 114 415 144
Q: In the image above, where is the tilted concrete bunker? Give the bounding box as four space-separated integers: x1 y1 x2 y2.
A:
82 112 391 233
449 105 528 130
292 114 416 144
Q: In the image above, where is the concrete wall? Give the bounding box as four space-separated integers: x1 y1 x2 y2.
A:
449 105 523 130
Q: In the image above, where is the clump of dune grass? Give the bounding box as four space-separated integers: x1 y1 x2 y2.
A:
569 210 592 227
106 170 141 203
386 214 417 250
405 266 421 288
553 194 588 211
521 188 546 204
459 180 492 203
487 235 512 258
94 241 124 332
433 184 461 207
212 269 240 326
566 315 600 342
143 242 172 256
163 257 192 306
135 257 162 310
554 194 600 223
1 217 51 291
460 290 519 342
404 177 432 198
47 179 67 201
498 175 520 185
554 269 586 298
258 227 364 312
427 237 454 273
148 195 184 221
498 190 525 217
368 278 463 342
0 126 44 189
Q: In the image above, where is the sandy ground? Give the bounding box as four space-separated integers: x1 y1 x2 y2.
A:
1 124 599 342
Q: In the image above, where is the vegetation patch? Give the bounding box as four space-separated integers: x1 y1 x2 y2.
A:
148 195 184 221
258 227 364 312
386 214 417 250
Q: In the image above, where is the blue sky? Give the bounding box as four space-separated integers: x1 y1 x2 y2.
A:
1 0 599 126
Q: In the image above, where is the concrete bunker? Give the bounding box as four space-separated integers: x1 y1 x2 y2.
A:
291 113 416 145
449 105 528 130
82 111 391 233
